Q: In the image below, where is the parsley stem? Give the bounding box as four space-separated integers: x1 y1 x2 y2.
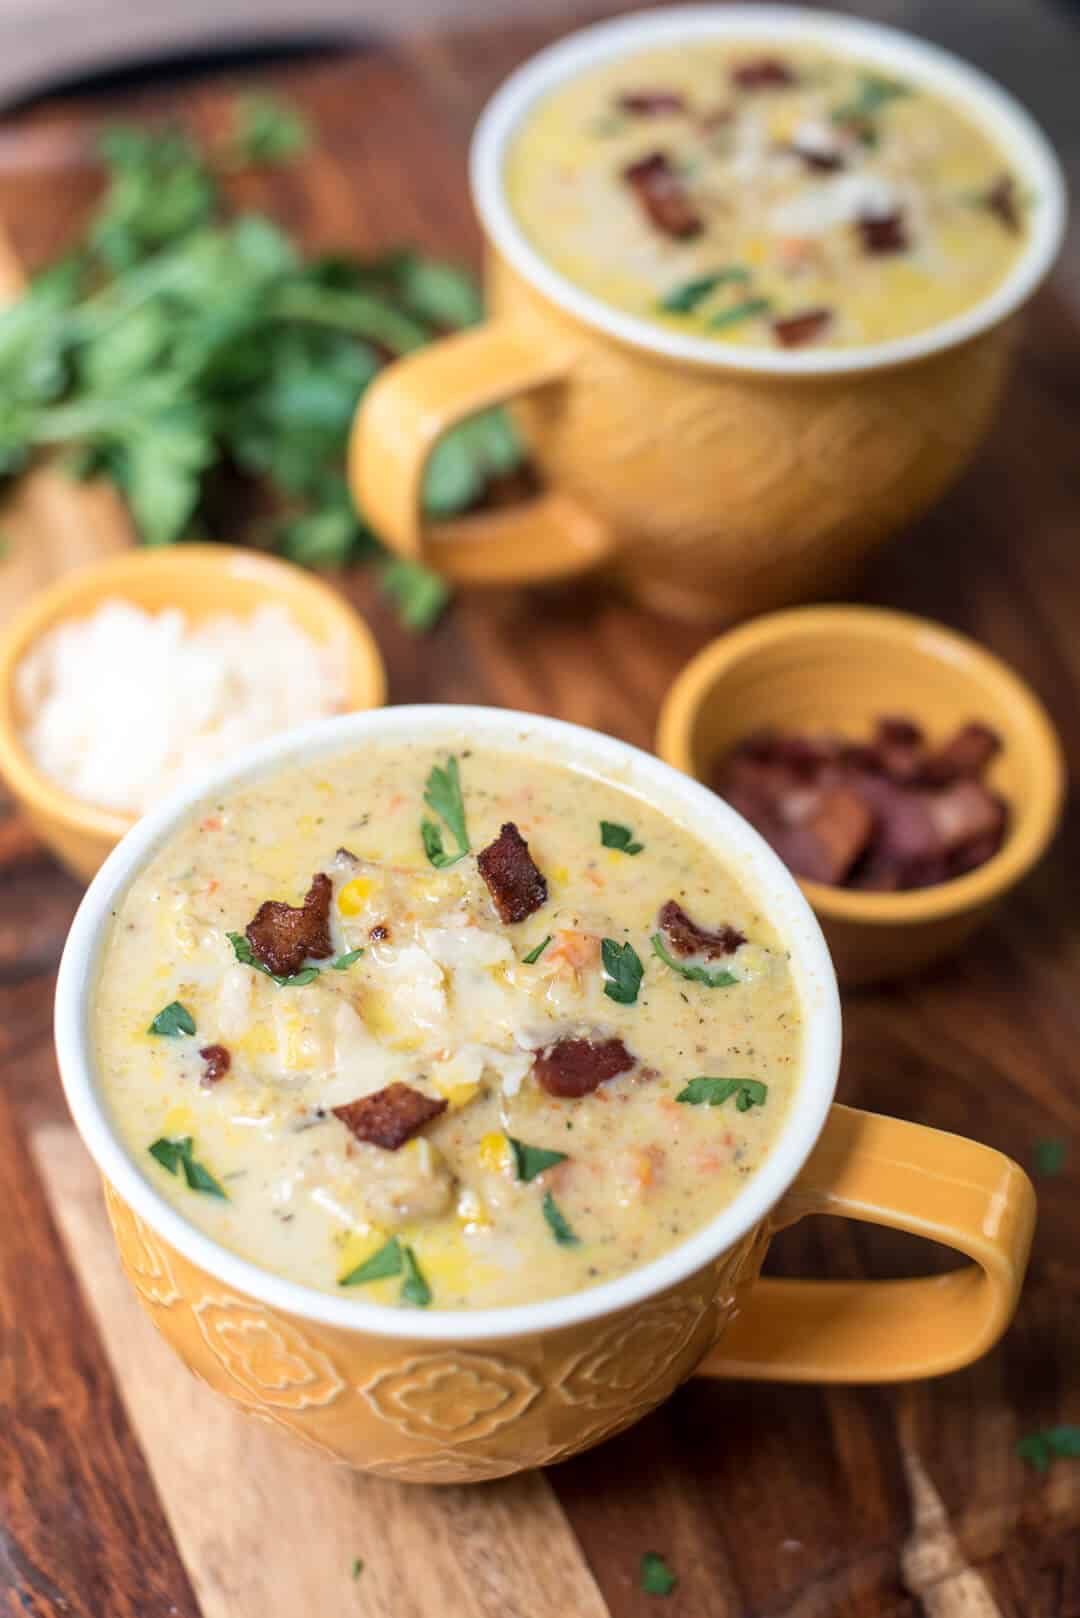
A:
271 286 430 354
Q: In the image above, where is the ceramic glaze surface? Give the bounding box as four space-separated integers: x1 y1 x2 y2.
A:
94 741 802 1309
507 41 1025 350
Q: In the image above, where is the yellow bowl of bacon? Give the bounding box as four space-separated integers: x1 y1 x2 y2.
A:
656 606 1065 985
0 546 387 883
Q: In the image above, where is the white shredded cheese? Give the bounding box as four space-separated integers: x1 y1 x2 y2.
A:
768 172 899 237
16 598 350 814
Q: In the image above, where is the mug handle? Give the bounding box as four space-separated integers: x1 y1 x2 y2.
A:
347 322 616 585
696 1104 1036 1383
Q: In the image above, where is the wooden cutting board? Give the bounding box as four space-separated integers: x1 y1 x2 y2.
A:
2 18 1079 1618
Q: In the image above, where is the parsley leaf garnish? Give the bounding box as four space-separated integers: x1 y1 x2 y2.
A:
331 948 365 971
339 1236 403 1286
400 1245 432 1307
542 1190 580 1246
677 1076 768 1112
351 1557 364 1581
380 557 451 632
421 755 470 868
147 1000 196 1037
600 820 644 855
659 267 750 314
1033 1138 1067 1178
602 938 644 1005
1016 1425 1080 1473
230 93 310 166
226 930 321 987
508 1136 568 1183
833 71 910 125
522 935 552 965
148 1136 227 1198
709 297 771 330
640 1552 678 1597
651 933 738 988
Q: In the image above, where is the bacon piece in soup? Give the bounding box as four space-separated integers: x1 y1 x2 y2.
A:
773 308 833 348
658 899 745 960
245 872 333 977
199 1044 231 1085
477 821 548 923
533 1036 635 1099
622 152 703 240
332 1083 448 1152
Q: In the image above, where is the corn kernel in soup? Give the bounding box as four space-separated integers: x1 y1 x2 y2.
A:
94 744 803 1310
505 42 1027 349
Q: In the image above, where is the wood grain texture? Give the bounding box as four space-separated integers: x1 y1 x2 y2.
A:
0 15 1077 1618
31 1123 611 1618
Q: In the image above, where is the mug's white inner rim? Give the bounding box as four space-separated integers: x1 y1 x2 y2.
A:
471 4 1066 377
54 706 841 1342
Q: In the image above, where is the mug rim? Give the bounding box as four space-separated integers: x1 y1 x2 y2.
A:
470 4 1067 377
54 704 841 1342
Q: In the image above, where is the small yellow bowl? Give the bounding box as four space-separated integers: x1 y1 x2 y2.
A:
0 545 387 883
656 606 1065 986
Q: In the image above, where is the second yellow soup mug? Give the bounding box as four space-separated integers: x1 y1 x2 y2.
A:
350 7 1064 621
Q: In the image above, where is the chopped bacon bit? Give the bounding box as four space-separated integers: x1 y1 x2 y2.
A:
245 872 334 977
199 1044 231 1085
919 722 1001 786
985 174 1020 233
773 307 832 348
533 1037 635 1099
710 715 1009 891
857 211 908 254
622 151 703 240
617 90 686 116
658 899 746 960
791 144 845 173
732 57 795 89
332 1082 448 1151
477 822 548 924
369 923 391 942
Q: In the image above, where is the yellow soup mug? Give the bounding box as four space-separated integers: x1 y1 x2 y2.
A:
55 707 1035 1483
350 7 1064 622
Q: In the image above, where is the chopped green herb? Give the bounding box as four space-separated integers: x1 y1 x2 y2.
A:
339 1236 403 1286
331 948 365 971
833 72 910 125
600 820 644 855
640 1552 678 1597
708 297 772 331
509 1136 568 1183
602 938 644 1005
659 266 750 313
651 932 738 988
587 114 627 137
542 1190 580 1246
1033 1138 1067 1178
400 1245 432 1307
230 93 310 166
677 1076 768 1112
351 1557 364 1581
148 1136 227 1198
522 935 552 965
421 755 469 868
1016 1425 1080 1473
380 556 451 632
226 930 322 987
147 1000 196 1037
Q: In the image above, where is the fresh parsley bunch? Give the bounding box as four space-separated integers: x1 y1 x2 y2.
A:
0 95 522 629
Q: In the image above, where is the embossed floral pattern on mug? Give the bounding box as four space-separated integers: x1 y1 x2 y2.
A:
363 1352 542 1443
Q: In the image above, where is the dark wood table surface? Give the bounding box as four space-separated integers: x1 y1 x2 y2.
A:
3 7 1080 1616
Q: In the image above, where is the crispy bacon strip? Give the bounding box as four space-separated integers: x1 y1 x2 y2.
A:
985 174 1020 234
622 152 703 240
732 57 795 89
245 871 334 977
919 722 1001 786
791 144 845 174
659 900 746 960
477 821 548 924
773 308 832 348
199 1044 231 1085
332 1083 448 1152
618 90 686 116
533 1037 635 1099
857 211 908 254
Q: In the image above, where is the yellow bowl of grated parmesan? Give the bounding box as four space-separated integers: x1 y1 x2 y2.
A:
0 545 387 881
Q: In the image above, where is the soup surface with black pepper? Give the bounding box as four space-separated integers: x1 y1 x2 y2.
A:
505 40 1027 350
94 742 803 1309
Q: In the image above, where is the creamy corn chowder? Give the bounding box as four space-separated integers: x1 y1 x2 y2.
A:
505 42 1027 349
95 744 803 1310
